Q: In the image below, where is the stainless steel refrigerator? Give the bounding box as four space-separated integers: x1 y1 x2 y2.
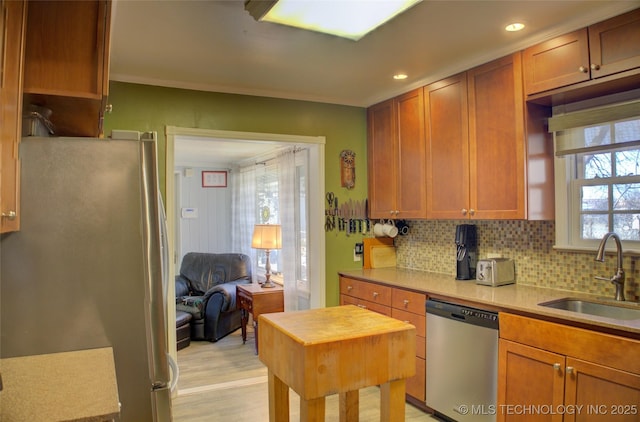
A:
0 132 176 421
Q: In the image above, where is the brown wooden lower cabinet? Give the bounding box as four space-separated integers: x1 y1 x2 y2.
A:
498 313 640 422
339 276 427 402
340 293 391 316
407 355 425 403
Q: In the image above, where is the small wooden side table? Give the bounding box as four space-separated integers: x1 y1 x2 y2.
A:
237 283 284 353
258 305 416 422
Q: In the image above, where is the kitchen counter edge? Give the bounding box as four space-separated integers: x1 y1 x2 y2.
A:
338 268 640 338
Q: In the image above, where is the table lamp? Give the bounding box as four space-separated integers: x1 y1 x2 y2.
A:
251 224 282 288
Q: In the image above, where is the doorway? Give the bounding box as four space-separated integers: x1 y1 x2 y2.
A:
164 126 326 376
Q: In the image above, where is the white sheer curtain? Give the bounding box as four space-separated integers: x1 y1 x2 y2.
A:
277 150 298 311
231 166 257 282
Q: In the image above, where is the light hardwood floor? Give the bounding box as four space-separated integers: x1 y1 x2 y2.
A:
172 325 439 421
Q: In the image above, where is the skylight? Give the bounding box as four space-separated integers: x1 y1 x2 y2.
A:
246 0 422 41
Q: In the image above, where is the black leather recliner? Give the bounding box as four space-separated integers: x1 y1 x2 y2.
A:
175 252 252 342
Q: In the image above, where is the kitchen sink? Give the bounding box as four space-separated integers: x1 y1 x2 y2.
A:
538 298 640 320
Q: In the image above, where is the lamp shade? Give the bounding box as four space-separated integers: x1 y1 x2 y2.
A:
251 224 282 250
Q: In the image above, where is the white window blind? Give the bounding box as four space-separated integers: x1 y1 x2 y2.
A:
551 100 640 156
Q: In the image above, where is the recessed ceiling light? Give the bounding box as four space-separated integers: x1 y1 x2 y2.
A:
393 74 408 80
245 0 422 41
505 22 525 32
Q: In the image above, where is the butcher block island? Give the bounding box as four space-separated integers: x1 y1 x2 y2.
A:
258 305 416 421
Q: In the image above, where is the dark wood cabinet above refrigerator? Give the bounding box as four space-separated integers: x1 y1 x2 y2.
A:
22 0 112 137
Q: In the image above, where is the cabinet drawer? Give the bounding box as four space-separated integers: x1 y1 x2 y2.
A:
237 292 253 312
407 356 425 401
500 313 640 374
392 308 426 337
340 277 392 306
392 288 426 315
340 294 391 316
252 293 284 318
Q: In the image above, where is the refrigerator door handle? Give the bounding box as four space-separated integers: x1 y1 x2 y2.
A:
168 353 179 392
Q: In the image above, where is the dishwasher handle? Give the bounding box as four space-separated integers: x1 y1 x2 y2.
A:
426 299 499 330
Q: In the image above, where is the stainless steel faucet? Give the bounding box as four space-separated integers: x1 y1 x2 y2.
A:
594 232 626 301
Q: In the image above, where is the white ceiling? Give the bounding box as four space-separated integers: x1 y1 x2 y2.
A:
109 0 640 166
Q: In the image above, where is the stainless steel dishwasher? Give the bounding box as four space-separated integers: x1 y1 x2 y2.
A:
426 299 499 422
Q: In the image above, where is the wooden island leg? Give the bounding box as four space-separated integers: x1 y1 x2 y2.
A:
380 379 406 422
300 397 325 421
339 390 359 422
267 370 290 422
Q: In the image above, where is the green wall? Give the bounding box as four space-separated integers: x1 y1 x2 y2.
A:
104 81 368 306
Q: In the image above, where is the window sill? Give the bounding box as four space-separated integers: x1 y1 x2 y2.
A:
553 244 640 256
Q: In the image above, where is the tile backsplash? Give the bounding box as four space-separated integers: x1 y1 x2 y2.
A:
394 220 640 301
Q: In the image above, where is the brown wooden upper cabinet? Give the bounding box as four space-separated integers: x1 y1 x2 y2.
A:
424 54 554 221
0 0 27 233
368 88 427 220
424 73 469 219
524 8 640 96
22 0 111 137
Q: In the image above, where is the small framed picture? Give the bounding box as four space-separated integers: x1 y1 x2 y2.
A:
202 171 227 188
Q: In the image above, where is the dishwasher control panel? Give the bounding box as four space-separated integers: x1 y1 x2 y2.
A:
426 299 499 330
460 307 498 322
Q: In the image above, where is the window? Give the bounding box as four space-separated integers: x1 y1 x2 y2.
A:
255 163 280 272
554 105 640 249
253 150 310 292
295 152 309 285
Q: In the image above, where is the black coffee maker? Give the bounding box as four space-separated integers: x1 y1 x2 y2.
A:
455 224 477 280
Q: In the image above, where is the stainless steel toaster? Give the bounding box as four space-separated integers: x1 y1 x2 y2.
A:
476 258 515 286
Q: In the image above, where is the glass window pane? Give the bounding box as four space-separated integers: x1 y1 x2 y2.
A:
614 118 640 143
581 185 608 211
580 153 611 179
615 149 640 177
584 124 611 148
613 214 640 241
256 165 280 273
613 183 640 210
296 164 308 283
256 166 279 224
581 214 609 240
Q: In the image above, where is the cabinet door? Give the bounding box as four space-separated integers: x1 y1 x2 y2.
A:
498 339 565 422
22 0 111 136
424 74 470 219
407 356 425 402
394 88 426 219
564 357 640 422
0 0 26 233
23 0 109 98
367 99 397 219
523 29 591 95
468 53 526 220
588 8 640 80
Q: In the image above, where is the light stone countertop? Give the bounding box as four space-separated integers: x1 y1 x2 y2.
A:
0 347 120 421
339 268 640 337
